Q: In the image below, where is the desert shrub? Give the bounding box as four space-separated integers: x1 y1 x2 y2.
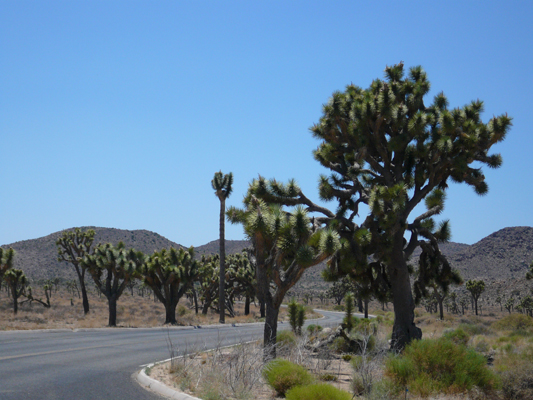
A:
443 328 470 346
262 359 314 396
286 383 352 400
333 304 345 312
493 314 533 332
385 337 500 396
307 324 323 334
319 373 337 382
364 379 401 400
177 305 188 317
277 330 297 347
341 354 352 362
472 335 490 353
495 349 533 399
458 322 493 336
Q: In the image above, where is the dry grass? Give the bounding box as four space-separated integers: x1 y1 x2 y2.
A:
0 287 293 330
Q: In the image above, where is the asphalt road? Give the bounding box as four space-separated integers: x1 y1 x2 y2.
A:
0 310 345 400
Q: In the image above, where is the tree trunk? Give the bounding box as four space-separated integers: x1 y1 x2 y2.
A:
260 299 265 318
474 299 478 316
108 296 117 327
193 288 199 314
11 283 18 315
164 300 178 324
244 294 250 315
364 298 369 319
357 295 363 312
80 271 90 315
263 301 279 360
438 297 444 320
390 262 422 351
219 198 226 324
75 266 90 315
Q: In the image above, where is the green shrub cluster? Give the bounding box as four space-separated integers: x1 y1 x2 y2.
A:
442 328 470 346
493 314 533 332
385 337 500 397
262 359 314 396
285 383 352 400
277 330 297 347
307 324 323 334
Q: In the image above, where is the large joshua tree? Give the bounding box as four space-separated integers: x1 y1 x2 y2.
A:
228 184 340 359
139 247 199 324
250 63 511 350
56 228 95 314
81 242 143 326
212 171 233 324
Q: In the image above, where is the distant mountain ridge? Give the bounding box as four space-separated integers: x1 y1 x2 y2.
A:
2 227 533 295
2 227 183 281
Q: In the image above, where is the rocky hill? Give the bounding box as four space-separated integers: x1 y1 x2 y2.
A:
194 239 250 258
448 226 533 281
2 227 183 281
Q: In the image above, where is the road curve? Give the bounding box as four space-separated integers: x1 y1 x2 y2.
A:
0 310 345 400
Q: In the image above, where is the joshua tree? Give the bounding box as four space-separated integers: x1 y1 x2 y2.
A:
212 171 233 324
248 63 510 350
139 247 199 324
505 297 515 314
56 228 95 314
226 251 255 315
228 185 340 358
466 279 485 316
81 242 143 326
414 239 463 320
4 269 28 314
0 247 15 291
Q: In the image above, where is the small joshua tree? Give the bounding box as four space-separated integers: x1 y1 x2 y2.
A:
0 247 15 291
466 279 485 316
344 292 355 332
4 269 28 314
288 298 305 335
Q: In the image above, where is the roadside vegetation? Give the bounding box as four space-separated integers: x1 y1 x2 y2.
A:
153 307 533 400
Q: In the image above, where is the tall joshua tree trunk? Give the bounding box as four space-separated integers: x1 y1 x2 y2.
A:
390 261 422 350
212 171 233 324
219 196 226 323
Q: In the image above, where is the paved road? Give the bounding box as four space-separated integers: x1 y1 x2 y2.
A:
0 310 344 400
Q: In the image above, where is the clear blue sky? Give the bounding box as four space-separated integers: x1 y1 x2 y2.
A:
1 1 532 247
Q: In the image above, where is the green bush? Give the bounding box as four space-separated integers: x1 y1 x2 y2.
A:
286 383 352 400
277 330 297 347
443 328 470 346
385 337 500 397
494 314 533 332
458 322 493 336
262 359 314 396
307 324 323 334
333 304 344 311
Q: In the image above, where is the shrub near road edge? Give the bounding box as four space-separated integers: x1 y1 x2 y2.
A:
286 383 352 400
384 337 500 397
262 358 314 396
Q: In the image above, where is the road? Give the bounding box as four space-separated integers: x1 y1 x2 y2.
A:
0 310 344 400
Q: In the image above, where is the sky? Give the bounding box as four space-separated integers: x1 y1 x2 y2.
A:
1 1 532 248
